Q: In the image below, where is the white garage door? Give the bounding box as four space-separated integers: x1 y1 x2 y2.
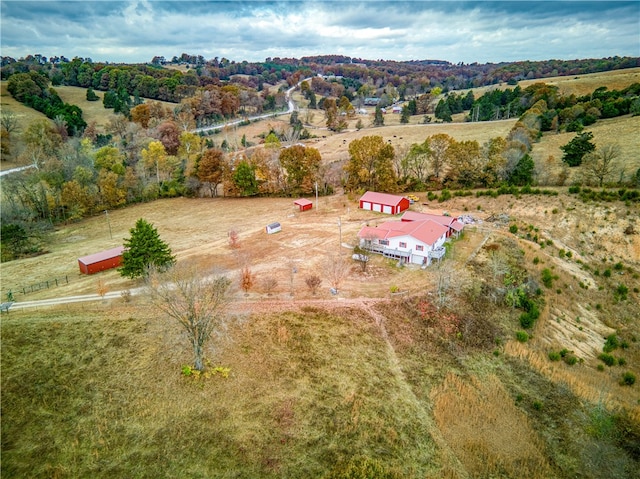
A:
373 203 382 212
362 201 371 210
383 205 393 214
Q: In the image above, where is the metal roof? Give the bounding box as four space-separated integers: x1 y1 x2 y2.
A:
358 219 448 247
360 191 407 206
78 246 125 265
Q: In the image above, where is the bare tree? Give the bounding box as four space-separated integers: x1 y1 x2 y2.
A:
323 253 351 293
147 263 231 371
228 229 240 249
261 276 278 296
488 251 509 280
1 109 19 135
435 263 453 309
305 274 322 295
352 245 370 273
582 144 621 187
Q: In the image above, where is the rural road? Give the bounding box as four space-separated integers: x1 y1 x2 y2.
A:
193 77 313 134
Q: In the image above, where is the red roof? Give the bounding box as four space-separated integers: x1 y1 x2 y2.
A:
78 246 125 265
294 198 313 207
358 220 448 246
360 191 406 206
401 211 456 227
451 220 464 232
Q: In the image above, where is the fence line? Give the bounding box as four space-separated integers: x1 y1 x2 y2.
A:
15 276 70 296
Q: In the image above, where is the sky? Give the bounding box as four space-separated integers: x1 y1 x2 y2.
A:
1 1 639 64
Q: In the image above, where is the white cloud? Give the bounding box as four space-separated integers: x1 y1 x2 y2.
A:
1 1 638 63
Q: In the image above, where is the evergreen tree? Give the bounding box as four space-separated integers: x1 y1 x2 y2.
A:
508 154 535 186
373 105 384 126
86 87 99 101
232 161 259 196
119 218 176 279
400 104 411 124
560 131 595 167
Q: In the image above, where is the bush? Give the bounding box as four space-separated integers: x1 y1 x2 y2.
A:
598 353 616 367
621 372 636 386
548 351 561 361
516 331 529 342
509 224 518 234
438 189 451 202
603 269 612 278
564 354 578 365
614 284 629 301
603 334 619 353
541 268 555 288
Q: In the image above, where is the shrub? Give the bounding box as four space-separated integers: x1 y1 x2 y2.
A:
614 262 624 271
516 331 529 342
533 256 540 265
438 189 451 202
614 284 629 301
603 334 619 353
305 274 322 295
603 269 612 278
598 353 616 367
509 224 518 234
597 364 605 371
541 268 555 288
621 372 636 386
617 357 626 366
548 351 561 361
564 354 578 365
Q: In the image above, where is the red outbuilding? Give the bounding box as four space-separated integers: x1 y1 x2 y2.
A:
78 246 125 275
359 191 410 215
294 198 313 211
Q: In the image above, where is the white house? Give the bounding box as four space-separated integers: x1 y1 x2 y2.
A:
357 219 449 266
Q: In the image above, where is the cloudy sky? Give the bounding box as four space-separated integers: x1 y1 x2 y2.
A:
1 1 638 64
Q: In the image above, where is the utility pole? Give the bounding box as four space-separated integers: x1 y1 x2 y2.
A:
105 210 113 239
315 181 319 211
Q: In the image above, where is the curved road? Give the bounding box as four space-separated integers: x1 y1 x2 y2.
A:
193 77 312 134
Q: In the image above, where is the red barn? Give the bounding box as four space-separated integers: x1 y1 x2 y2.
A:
78 246 125 275
294 198 313 211
359 191 410 215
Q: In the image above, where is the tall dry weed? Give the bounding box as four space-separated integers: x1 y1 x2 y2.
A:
431 372 552 478
505 340 640 423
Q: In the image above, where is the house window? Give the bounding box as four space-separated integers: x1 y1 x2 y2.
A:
379 239 389 246
416 245 423 251
399 242 407 248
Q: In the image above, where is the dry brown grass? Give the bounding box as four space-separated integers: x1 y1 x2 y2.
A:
505 341 640 424
465 67 640 99
1 195 446 303
532 114 640 185
431 372 553 478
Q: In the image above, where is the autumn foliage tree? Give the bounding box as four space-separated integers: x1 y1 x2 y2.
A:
345 135 397 192
279 145 322 195
197 148 225 196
